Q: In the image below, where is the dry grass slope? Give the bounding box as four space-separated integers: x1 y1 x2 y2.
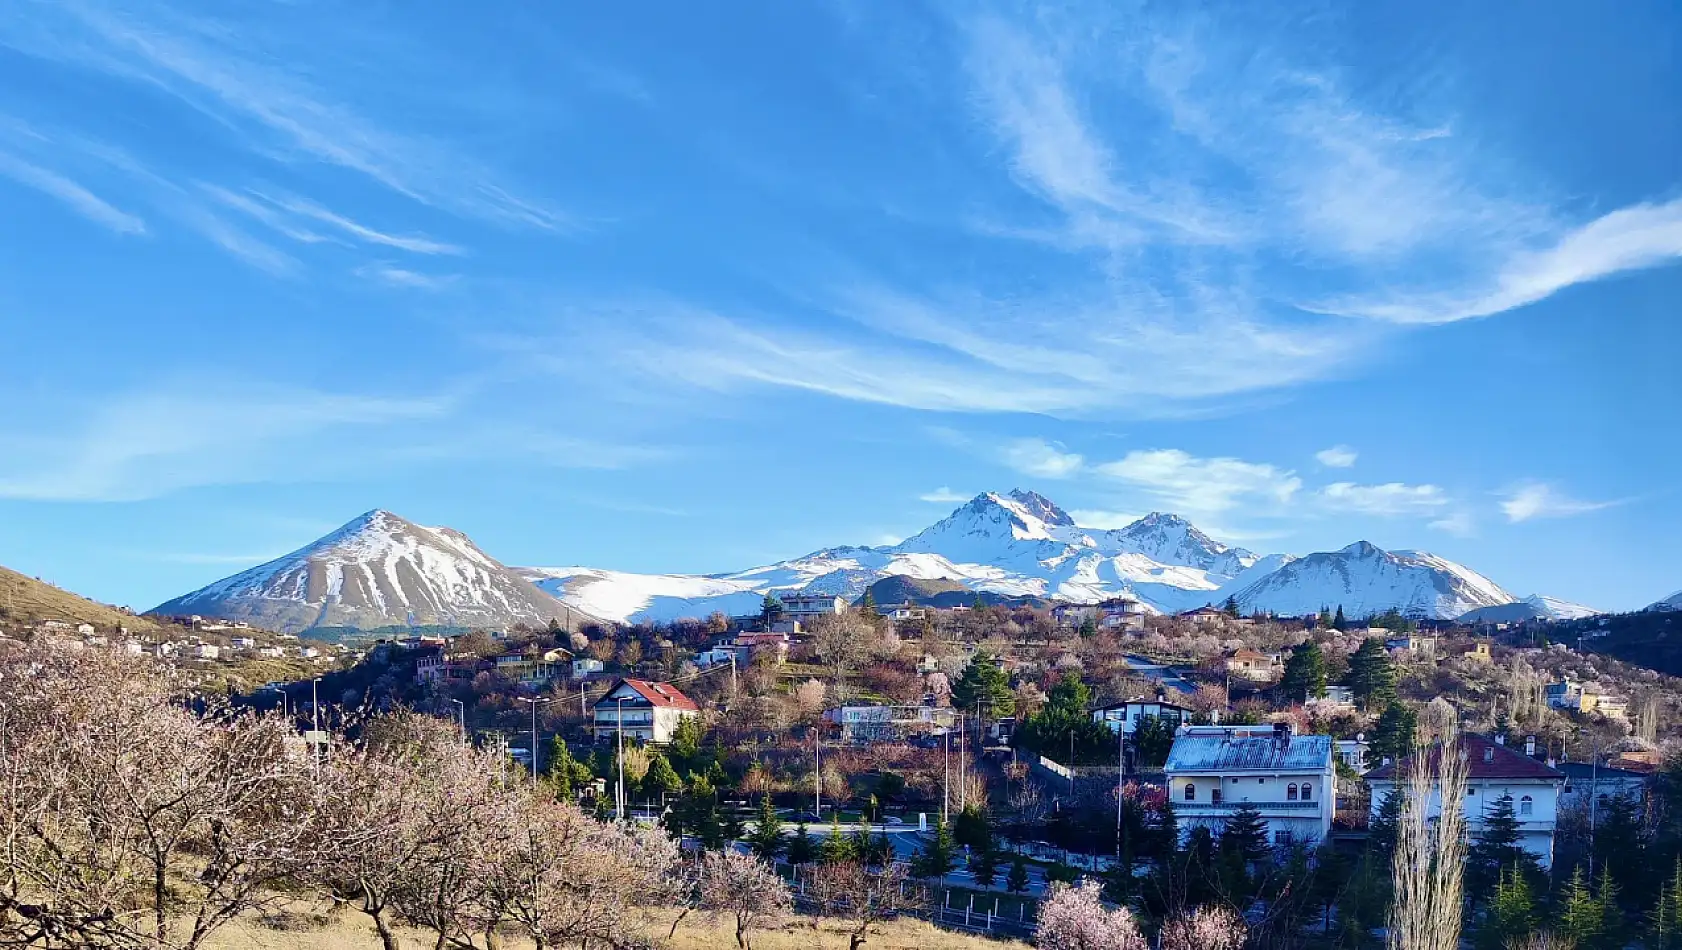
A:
203 908 1027 950
0 564 166 634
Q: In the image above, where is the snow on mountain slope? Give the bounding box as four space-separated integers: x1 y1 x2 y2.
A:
1459 594 1600 624
152 510 590 633
1094 513 1258 576
1650 590 1682 612
1231 541 1514 620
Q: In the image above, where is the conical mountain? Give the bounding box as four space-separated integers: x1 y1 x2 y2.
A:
151 510 593 634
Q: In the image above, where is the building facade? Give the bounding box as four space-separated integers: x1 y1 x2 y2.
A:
1164 725 1337 847
1092 698 1194 736
592 678 700 744
1365 734 1565 868
824 703 957 742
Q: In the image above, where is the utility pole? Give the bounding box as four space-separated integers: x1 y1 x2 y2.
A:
813 724 823 818
1116 715 1126 861
518 696 553 783
311 677 323 780
942 728 950 825
958 712 967 811
616 696 627 822
729 652 738 698
448 698 465 735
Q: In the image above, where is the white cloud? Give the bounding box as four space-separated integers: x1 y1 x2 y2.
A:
1315 445 1357 468
1427 510 1476 538
356 263 456 290
1318 198 1682 324
253 191 463 255
1318 481 1448 516
0 150 145 234
1094 448 1300 516
919 486 969 504
1499 482 1617 523
1002 439 1085 479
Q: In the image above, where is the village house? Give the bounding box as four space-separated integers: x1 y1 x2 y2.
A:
1164 724 1337 847
1092 695 1194 736
257 646 286 659
1459 639 1493 663
571 657 604 679
194 644 220 660
882 604 927 622
1557 761 1649 813
1096 597 1146 631
592 678 700 744
1181 606 1231 624
494 648 569 687
1226 649 1276 683
824 702 957 742
1334 737 1370 772
230 636 257 650
1307 685 1357 715
1365 734 1565 868
1546 679 1629 720
777 593 847 624
1384 633 1435 657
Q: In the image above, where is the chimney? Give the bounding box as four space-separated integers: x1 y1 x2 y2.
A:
1525 735 1537 757
1495 734 1506 745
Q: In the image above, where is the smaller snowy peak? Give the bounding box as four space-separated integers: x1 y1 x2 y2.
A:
1005 489 1075 527
1649 590 1682 612
1100 512 1257 575
1459 594 1599 623
1232 541 1514 620
1522 594 1599 620
896 491 1073 553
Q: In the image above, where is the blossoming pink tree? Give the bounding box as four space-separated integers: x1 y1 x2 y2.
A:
1036 882 1148 950
1160 905 1247 950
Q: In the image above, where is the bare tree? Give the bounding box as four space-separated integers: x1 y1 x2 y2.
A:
1388 722 1469 950
808 860 918 950
698 849 792 950
809 612 878 701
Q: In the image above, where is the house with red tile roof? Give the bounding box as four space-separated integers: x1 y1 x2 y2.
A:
592 678 700 744
1365 734 1565 867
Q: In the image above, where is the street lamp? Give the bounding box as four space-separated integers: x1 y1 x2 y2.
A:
448 698 466 734
517 697 553 783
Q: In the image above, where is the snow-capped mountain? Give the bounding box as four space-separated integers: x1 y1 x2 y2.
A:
522 491 1531 624
1651 590 1682 612
1458 594 1601 624
152 510 592 633
1228 541 1514 620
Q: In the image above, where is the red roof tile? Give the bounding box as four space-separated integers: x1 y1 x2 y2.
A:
1365 734 1563 781
600 678 699 712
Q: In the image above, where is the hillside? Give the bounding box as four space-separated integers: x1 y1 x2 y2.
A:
0 564 165 635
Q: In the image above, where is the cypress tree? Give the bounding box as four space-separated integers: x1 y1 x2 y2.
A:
785 822 816 865
950 652 1015 718
821 816 855 865
1650 858 1682 950
1557 867 1605 950
970 849 1001 888
1007 853 1030 893
912 818 956 879
1477 866 1537 950
1333 605 1348 631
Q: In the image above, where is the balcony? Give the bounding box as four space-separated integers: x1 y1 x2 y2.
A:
1176 800 1325 812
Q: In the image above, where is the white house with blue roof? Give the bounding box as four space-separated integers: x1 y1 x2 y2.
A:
1164 724 1337 847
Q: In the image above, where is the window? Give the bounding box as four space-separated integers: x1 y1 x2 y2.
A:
1185 783 1196 801
1275 830 1294 846
1211 787 1223 805
1301 784 1312 801
1287 783 1298 801
1520 795 1533 816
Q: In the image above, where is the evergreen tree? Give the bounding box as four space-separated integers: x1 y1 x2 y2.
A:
1346 638 1397 710
1557 867 1605 950
1130 715 1177 768
971 849 1001 888
950 652 1015 719
1223 595 1241 618
821 816 855 865
667 714 707 777
1317 606 1334 629
1006 853 1030 893
1467 794 1540 909
760 592 784 626
1368 702 1418 767
1280 641 1328 700
1078 615 1098 638
913 818 956 879
859 587 877 614
952 804 993 853
1333 605 1348 631
1592 793 1648 902
544 737 594 802
1596 866 1626 950
1477 866 1537 950
1218 803 1271 904
1014 670 1112 765
640 753 683 804
1369 787 1403 858
745 795 786 860
785 823 816 865
1650 858 1682 950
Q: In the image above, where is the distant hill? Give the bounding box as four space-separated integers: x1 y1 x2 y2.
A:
0 565 165 635
858 574 1051 610
1459 594 1600 624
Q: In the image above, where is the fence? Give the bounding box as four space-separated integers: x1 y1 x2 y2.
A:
784 861 1039 941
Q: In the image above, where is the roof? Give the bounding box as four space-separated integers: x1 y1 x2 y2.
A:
1165 731 1332 773
1365 734 1564 782
596 678 699 712
1555 762 1651 783
1229 649 1269 661
1094 697 1193 713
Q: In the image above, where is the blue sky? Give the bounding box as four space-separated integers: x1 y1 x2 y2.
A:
2 0 1679 613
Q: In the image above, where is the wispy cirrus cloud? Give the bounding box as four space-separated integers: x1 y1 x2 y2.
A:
1002 438 1085 479
0 149 145 234
1499 481 1620 523
918 486 970 504
355 263 458 291
1318 481 1448 516
1094 448 1302 517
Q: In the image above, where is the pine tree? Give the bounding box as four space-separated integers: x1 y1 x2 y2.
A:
1078 615 1098 638
785 823 816 865
1466 794 1539 910
1370 787 1402 857
640 753 683 804
1006 853 1030 893
1592 792 1647 902
1368 702 1418 767
1317 606 1334 629
1223 595 1241 618
950 652 1014 719
1557 867 1605 950
912 818 956 879
1347 638 1397 710
1333 605 1348 631
1596 866 1626 950
1220 803 1271 866
1280 641 1328 700
1131 715 1178 769
821 816 855 865
760 592 784 626
1651 858 1682 950
746 795 786 859
971 849 1001 888
1477 866 1537 950
859 587 877 614
952 804 992 853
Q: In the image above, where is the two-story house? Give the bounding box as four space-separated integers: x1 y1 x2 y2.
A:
1096 598 1146 631
1164 724 1337 847
824 703 957 742
1226 649 1276 683
1092 696 1194 736
592 678 700 744
778 593 847 624
1365 734 1565 868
